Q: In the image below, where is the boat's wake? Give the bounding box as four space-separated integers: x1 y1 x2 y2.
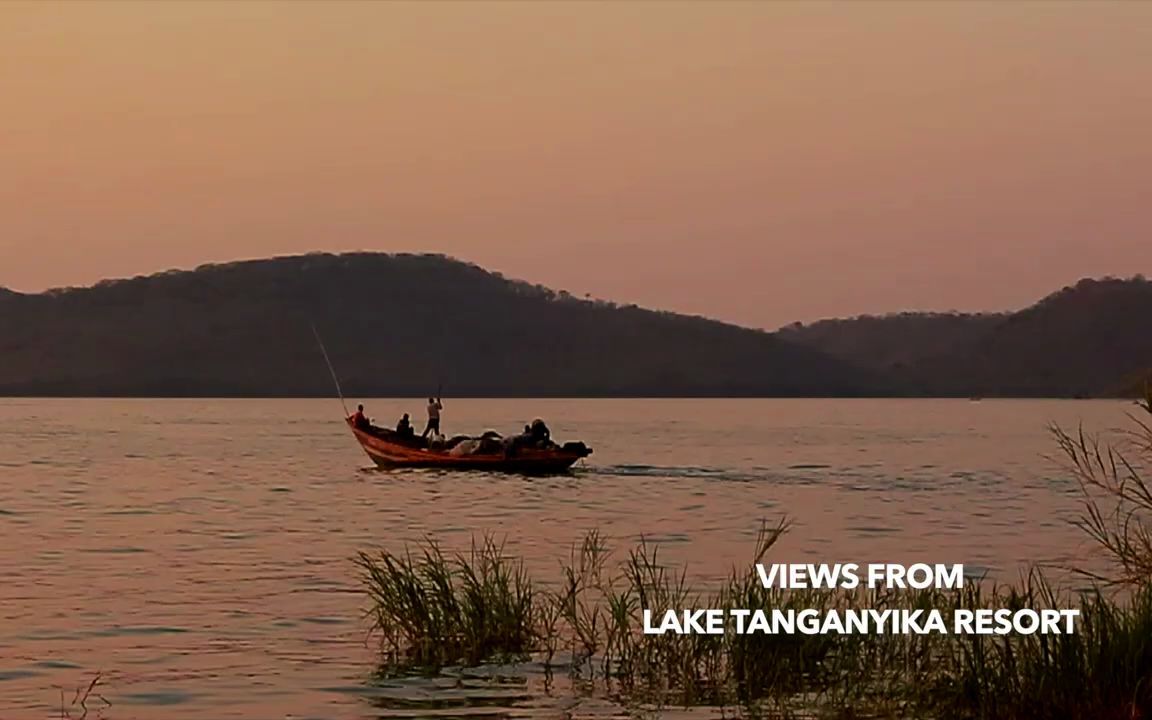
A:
354 461 828 484
589 463 772 483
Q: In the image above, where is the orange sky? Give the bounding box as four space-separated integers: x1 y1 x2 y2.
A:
2 1 1150 329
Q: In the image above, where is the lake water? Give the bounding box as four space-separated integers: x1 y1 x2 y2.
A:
0 398 1135 719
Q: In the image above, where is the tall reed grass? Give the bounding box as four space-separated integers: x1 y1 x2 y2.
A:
355 536 536 667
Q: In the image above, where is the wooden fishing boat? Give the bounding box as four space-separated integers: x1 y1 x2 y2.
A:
309 326 589 473
347 418 592 473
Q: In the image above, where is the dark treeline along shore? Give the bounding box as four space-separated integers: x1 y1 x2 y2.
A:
0 252 1149 398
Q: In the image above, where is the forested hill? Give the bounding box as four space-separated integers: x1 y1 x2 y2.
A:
776 312 1007 374
3 256 1148 397
776 277 1152 397
0 253 877 397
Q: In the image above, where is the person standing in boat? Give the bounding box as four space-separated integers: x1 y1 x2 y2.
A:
421 396 443 438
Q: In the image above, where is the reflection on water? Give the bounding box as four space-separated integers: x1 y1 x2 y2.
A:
0 398 1128 718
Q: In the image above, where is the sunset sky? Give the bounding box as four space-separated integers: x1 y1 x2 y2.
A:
2 1 1150 329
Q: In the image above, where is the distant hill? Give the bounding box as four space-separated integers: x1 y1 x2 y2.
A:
777 312 1007 374
3 256 1148 398
0 253 877 397
775 277 1152 397
907 277 1152 397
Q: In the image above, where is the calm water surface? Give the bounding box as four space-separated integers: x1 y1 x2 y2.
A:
0 398 1134 719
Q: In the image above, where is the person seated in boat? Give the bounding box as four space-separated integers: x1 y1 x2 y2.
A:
350 404 371 431
529 418 551 445
505 421 552 456
421 396 443 438
395 413 414 438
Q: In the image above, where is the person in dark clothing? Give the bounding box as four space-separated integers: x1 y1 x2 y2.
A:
530 418 551 445
396 413 414 437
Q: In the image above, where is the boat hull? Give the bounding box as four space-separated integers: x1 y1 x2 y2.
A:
347 421 590 474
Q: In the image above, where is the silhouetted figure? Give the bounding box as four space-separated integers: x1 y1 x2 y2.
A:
421 396 443 438
530 418 551 445
351 404 370 431
396 413 414 437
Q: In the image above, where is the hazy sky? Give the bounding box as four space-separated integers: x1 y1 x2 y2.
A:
2 1 1150 329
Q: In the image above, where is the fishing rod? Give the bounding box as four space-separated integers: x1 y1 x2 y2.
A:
311 323 350 417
